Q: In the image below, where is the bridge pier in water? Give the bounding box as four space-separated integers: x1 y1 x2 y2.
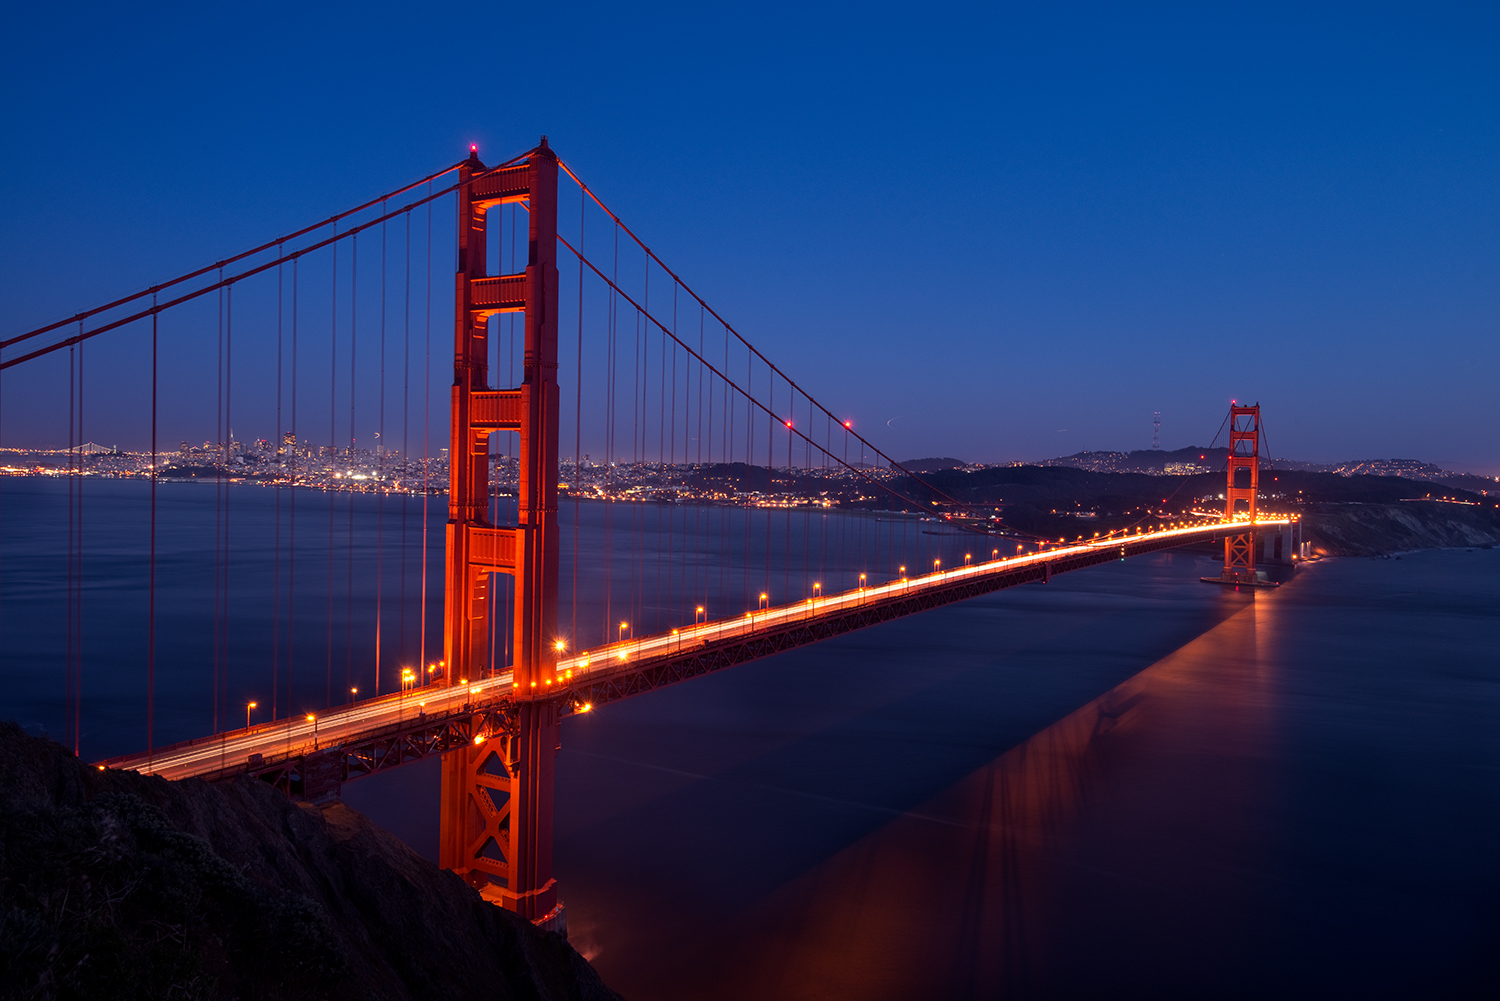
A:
438 140 564 932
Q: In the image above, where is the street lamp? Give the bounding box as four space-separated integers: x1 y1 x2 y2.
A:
858 573 866 589
758 592 769 610
307 714 318 749
964 553 971 566
619 621 630 642
349 686 358 706
695 605 706 625
812 581 821 602
245 701 257 730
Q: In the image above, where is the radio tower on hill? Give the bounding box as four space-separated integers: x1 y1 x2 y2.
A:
1152 411 1161 450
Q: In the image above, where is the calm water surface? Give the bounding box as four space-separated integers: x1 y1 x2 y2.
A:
2 479 1497 997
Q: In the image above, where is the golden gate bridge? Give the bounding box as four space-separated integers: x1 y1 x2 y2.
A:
0 138 1289 935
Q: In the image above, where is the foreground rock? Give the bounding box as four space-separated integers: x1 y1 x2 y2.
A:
0 722 621 1001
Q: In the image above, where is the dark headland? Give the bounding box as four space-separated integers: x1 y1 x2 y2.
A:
0 722 621 1001
892 451 1500 556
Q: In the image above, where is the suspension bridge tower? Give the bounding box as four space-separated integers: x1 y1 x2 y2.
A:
438 139 564 932
1218 403 1260 584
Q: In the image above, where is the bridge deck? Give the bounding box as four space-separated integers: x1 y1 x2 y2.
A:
100 519 1287 792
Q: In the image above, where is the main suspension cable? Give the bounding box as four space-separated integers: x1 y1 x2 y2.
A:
557 159 979 516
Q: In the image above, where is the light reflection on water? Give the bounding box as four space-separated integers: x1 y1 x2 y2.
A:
677 601 1279 999
544 550 1499 999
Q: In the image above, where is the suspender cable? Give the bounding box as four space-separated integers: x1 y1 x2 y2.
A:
211 280 221 734
65 340 76 753
222 286 232 758
327 231 338 710
77 335 85 754
271 256 283 719
346 235 358 704
148 296 158 759
574 186 584 649
376 207 386 694
398 208 411 669
288 258 299 740
419 186 432 677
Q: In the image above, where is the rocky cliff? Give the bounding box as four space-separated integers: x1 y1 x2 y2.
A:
0 723 621 1001
1303 502 1500 556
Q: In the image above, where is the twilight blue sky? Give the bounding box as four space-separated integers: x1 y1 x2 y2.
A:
3 2 1498 471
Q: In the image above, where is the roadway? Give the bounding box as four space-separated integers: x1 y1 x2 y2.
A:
102 517 1289 782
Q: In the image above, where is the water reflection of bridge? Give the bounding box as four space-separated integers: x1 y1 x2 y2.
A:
639 598 1278 1000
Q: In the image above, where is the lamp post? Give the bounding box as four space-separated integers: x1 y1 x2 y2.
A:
307 714 318 750
245 701 257 730
758 592 769 611
695 605 706 625
619 621 630 643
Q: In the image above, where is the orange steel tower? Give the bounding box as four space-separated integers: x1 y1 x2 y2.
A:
1220 403 1260 583
438 139 563 932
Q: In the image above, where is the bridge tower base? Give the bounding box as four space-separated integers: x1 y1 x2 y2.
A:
438 140 562 930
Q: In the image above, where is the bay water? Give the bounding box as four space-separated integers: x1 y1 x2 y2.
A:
1 478 1496 997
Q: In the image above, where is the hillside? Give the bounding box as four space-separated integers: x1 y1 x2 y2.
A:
896 465 1500 554
0 723 620 1001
